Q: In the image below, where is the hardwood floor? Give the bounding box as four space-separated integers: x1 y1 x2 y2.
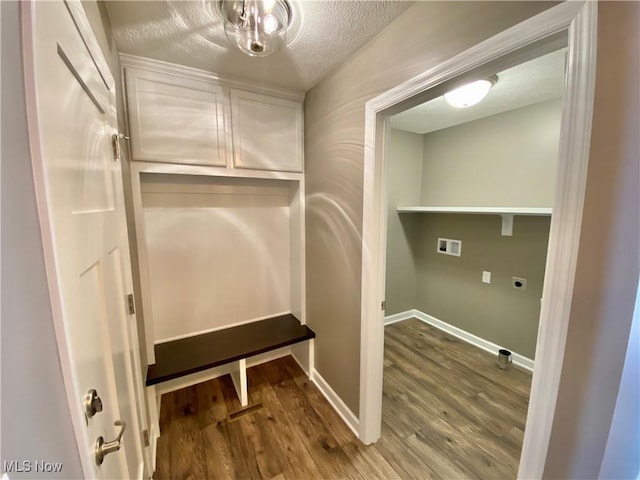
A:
154 319 531 479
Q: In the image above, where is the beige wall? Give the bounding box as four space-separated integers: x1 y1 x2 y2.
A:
421 99 562 207
385 129 423 315
306 2 639 474
386 100 560 351
543 3 639 478
415 214 550 359
305 1 555 415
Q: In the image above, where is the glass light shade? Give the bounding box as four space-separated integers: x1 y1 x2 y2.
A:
219 0 290 57
444 78 495 108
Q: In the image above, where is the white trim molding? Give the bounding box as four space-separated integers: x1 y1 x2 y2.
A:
310 369 360 438
359 3 597 480
384 310 535 372
383 310 416 326
120 53 305 102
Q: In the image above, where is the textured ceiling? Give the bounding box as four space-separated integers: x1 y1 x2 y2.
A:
105 0 413 92
391 48 567 135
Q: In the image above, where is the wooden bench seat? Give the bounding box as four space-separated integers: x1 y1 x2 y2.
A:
146 314 315 387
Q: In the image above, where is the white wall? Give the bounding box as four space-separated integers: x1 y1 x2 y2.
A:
599 278 640 479
141 174 293 342
0 1 83 476
420 98 562 207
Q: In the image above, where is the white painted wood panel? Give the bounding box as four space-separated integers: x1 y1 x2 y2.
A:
126 68 228 166
396 206 552 215
25 1 146 475
289 179 306 323
140 174 292 342
230 89 303 172
230 359 248 407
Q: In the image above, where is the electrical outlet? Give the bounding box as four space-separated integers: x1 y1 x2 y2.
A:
512 277 527 290
482 271 491 284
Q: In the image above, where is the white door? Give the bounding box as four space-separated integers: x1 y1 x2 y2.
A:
25 1 146 478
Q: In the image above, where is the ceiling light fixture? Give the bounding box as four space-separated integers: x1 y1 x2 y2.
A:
444 75 498 108
218 0 291 57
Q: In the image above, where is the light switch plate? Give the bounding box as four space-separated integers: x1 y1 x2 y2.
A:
482 271 491 284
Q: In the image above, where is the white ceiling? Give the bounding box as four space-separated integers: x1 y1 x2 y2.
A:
105 0 413 92
390 48 566 135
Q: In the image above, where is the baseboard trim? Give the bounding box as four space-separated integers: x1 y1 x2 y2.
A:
383 310 415 325
149 423 159 470
310 369 360 438
385 309 535 372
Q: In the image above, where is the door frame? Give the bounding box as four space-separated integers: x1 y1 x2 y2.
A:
359 1 597 478
21 1 150 477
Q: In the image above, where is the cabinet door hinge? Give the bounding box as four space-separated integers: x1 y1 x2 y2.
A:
381 300 386 311
127 294 135 315
142 429 150 447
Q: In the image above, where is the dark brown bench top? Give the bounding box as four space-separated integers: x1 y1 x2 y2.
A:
146 314 315 386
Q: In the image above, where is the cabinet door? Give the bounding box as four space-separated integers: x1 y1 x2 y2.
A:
230 89 303 172
126 68 228 166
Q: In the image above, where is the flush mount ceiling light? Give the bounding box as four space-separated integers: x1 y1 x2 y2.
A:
444 75 498 108
217 0 292 57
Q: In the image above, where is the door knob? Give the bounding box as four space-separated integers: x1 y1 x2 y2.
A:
95 420 126 466
83 389 103 418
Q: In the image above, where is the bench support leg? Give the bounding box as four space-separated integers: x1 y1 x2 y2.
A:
291 339 314 376
230 358 248 406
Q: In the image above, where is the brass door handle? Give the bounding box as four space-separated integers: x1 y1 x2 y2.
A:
95 420 126 466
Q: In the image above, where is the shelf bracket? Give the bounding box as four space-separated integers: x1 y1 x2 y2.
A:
500 214 514 236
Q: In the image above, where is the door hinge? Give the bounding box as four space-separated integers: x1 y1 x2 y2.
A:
381 300 386 311
112 133 121 162
127 294 135 315
142 429 150 447
112 133 130 162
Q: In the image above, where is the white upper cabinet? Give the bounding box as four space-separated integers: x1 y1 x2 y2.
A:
122 56 304 174
125 68 228 166
230 89 303 172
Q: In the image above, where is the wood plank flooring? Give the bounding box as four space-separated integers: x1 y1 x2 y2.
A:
154 319 531 479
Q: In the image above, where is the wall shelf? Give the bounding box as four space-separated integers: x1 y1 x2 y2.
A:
396 206 552 236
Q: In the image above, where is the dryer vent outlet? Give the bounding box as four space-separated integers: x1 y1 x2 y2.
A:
512 277 527 291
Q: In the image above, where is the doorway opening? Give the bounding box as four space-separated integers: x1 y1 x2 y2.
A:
359 3 596 478
381 42 566 477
